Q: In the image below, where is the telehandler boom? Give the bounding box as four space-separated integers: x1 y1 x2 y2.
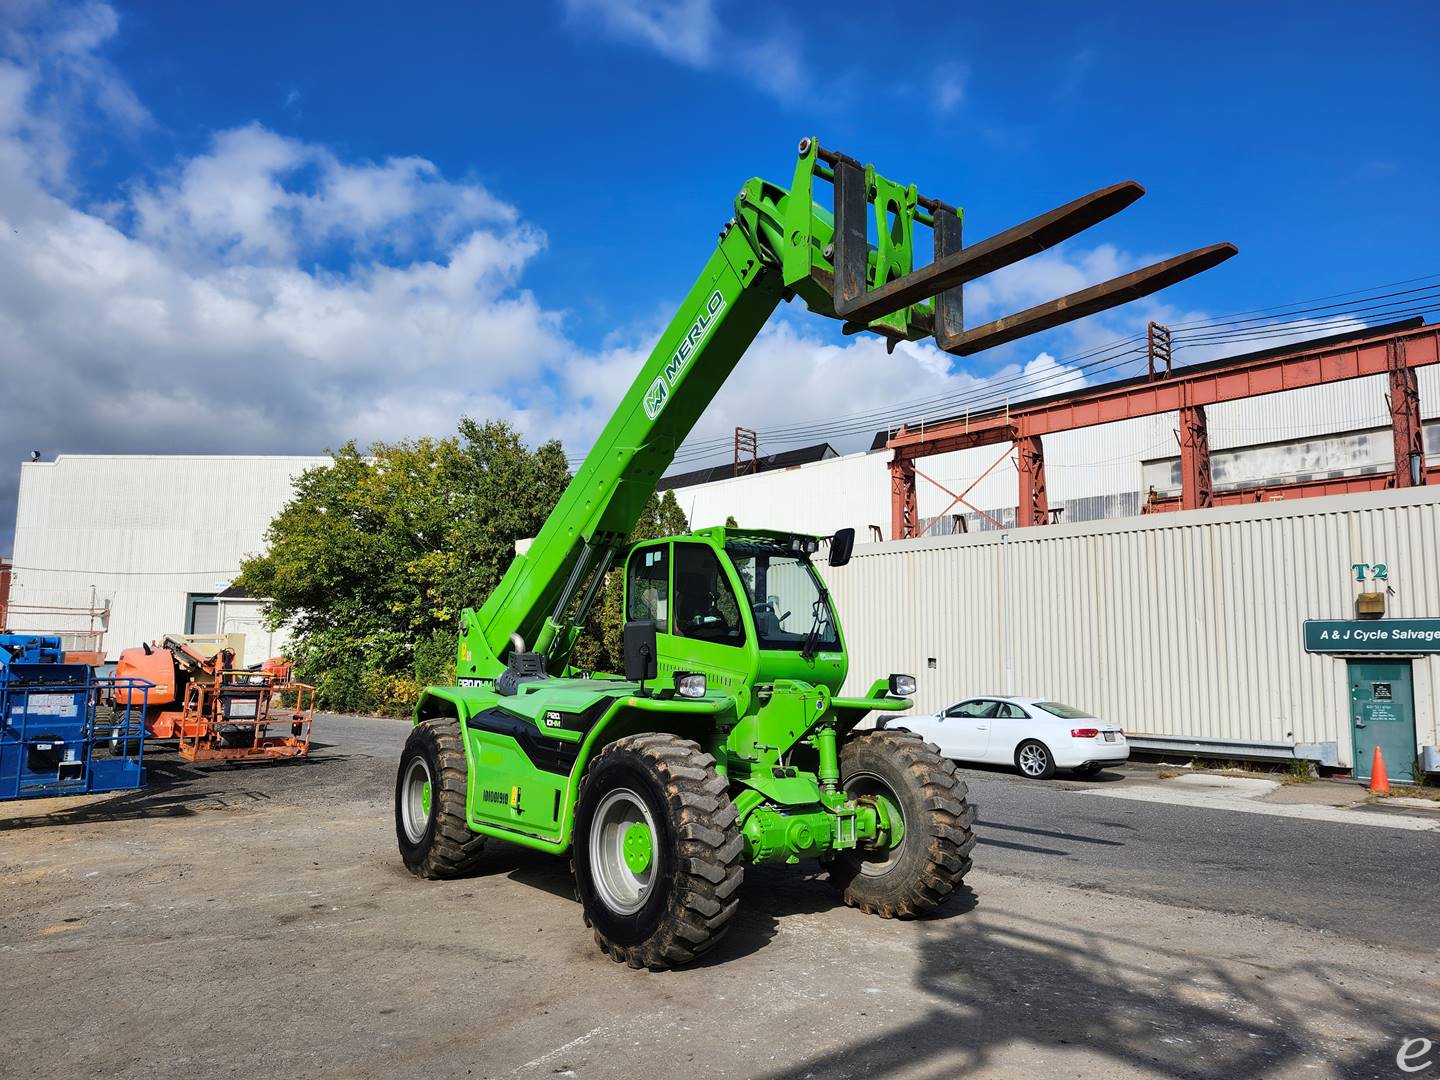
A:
395 139 1234 969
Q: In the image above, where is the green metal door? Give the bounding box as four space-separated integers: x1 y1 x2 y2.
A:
1347 659 1416 783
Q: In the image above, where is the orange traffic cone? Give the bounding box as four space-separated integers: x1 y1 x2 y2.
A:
1368 747 1391 794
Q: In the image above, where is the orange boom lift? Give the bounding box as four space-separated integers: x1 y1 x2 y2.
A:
111 636 315 763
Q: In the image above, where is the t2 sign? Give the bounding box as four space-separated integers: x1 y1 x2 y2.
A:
1351 562 1389 583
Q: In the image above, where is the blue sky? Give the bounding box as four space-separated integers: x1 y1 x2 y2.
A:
2 0 1439 551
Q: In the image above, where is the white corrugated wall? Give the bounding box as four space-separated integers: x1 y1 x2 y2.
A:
8 455 326 659
827 485 1440 767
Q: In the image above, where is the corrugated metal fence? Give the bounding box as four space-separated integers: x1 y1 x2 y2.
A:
828 485 1440 765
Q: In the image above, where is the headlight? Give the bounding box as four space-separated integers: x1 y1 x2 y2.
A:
676 673 707 699
888 674 916 697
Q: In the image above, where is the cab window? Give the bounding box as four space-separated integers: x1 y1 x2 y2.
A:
626 545 669 627
672 544 747 647
997 703 1028 719
726 544 839 652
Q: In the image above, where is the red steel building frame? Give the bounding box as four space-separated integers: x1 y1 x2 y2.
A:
885 323 1438 538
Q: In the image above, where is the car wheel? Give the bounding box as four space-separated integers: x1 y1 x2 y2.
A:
1015 740 1056 780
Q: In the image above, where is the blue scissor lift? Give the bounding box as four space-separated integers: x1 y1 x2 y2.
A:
0 634 152 802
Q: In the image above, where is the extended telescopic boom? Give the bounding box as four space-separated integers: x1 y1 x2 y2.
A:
456 139 1236 679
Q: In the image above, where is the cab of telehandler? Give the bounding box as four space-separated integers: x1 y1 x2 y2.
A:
621 527 855 697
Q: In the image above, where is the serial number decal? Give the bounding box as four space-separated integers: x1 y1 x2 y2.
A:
457 677 495 687
481 789 509 805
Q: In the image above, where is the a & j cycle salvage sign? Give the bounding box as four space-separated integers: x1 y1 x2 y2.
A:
1303 618 1440 654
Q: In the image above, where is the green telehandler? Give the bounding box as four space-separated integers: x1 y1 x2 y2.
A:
395 139 1235 969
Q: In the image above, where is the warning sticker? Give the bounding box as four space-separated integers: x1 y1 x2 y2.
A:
20 693 79 716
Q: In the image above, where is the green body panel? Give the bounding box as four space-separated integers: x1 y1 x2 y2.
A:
417 675 910 861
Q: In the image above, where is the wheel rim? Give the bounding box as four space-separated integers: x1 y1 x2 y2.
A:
844 770 906 877
589 788 659 915
400 756 433 844
1019 744 1048 776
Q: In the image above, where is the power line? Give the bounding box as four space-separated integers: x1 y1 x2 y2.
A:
724 298 1439 453
563 271 1437 471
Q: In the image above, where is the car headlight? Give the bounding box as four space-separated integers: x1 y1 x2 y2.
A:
888 674 916 697
676 673 707 699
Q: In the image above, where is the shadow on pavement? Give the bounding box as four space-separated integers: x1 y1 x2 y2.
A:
758 911 1424 1079
701 865 981 968
0 746 338 830
973 817 1128 857
958 760 1130 785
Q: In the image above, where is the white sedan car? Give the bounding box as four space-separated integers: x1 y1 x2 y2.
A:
880 695 1128 779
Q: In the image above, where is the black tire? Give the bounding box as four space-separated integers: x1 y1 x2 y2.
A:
1015 739 1056 780
98 705 144 759
395 717 486 879
828 729 976 918
572 734 743 970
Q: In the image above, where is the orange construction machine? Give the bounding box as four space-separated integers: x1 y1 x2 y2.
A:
112 636 315 763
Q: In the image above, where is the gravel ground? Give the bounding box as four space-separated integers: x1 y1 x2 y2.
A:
1 713 1435 1080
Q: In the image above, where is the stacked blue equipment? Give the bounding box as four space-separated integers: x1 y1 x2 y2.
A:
0 633 151 801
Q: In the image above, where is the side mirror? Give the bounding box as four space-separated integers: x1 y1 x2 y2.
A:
623 619 658 688
828 527 855 568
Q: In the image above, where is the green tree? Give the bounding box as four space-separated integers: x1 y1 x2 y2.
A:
571 489 688 674
236 418 569 714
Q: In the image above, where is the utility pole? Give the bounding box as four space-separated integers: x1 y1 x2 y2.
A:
1147 321 1173 380
733 427 759 478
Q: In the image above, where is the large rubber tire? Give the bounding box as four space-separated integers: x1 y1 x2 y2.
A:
99 706 135 758
828 729 976 919
1015 739 1057 780
572 734 743 970
395 717 486 879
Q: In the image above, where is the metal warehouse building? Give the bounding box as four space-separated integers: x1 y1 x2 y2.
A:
827 485 1440 781
6 454 326 663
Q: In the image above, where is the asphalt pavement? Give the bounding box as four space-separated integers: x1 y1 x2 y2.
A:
957 762 1440 951
3 713 1437 1080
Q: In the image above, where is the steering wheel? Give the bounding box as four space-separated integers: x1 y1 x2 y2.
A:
753 601 791 623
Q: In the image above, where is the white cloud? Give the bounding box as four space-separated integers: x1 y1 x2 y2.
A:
561 0 806 100
564 0 717 66
933 63 966 114
129 123 518 267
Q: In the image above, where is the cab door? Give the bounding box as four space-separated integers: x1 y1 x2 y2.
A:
660 542 754 698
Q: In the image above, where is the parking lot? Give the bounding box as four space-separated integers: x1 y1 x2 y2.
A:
3 714 1437 1080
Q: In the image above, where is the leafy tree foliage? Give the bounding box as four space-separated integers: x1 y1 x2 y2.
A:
236 419 569 714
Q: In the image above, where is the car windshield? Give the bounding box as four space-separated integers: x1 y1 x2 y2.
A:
1035 701 1095 720
725 544 839 652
